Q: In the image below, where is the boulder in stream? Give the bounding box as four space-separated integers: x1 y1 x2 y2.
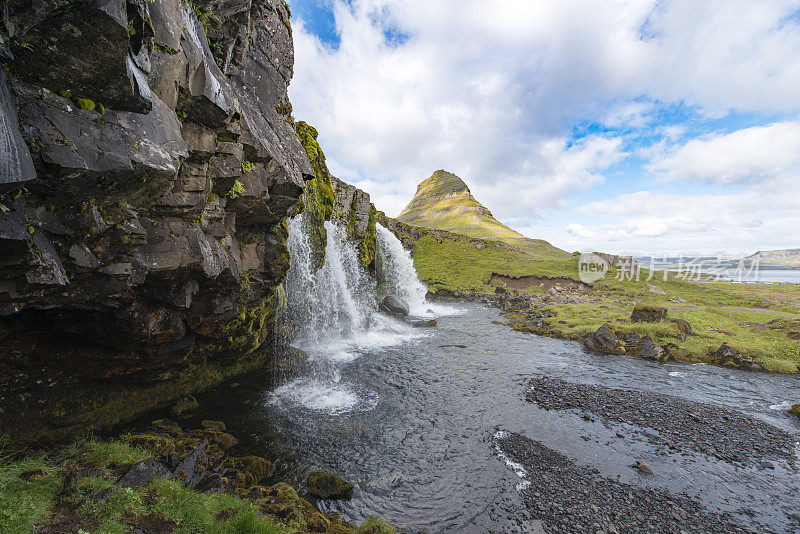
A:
379 294 410 318
306 470 354 500
584 323 625 354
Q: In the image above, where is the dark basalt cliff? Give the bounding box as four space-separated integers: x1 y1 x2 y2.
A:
0 0 314 442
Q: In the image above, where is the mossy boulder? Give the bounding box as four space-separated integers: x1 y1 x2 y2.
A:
256 482 330 531
712 343 755 369
201 420 227 432
224 455 274 491
306 471 354 500
789 404 800 417
668 318 694 341
631 304 667 323
584 323 625 354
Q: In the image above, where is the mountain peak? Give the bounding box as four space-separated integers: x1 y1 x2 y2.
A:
399 170 494 225
397 171 568 259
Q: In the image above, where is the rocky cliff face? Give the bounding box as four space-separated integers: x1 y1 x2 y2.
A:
294 121 377 271
0 0 314 443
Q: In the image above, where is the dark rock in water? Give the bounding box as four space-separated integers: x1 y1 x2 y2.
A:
713 343 755 369
631 304 667 323
623 333 667 362
306 471 354 500
117 458 174 488
584 323 625 354
789 404 800 417
633 460 652 474
379 295 410 318
172 395 199 416
410 318 437 328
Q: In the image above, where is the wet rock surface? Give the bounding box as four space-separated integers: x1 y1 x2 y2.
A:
0 0 313 443
306 471 354 500
495 432 757 534
526 375 797 467
379 294 410 318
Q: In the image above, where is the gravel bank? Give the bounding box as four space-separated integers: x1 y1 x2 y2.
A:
495 432 760 534
526 375 797 467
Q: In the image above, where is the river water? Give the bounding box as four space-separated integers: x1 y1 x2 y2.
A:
170 220 800 533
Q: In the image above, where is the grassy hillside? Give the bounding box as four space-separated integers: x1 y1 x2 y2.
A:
746 248 800 268
397 170 569 258
404 229 800 373
410 233 577 294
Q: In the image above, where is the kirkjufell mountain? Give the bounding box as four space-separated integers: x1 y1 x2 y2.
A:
397 170 568 258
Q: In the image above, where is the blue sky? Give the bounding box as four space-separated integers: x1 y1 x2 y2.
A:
287 0 800 256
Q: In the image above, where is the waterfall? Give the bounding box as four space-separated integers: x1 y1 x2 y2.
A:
376 223 430 317
284 213 375 348
375 223 459 318
273 212 429 415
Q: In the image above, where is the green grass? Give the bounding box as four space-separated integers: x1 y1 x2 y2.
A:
0 454 62 533
0 439 293 534
409 230 800 372
538 301 800 368
151 478 285 534
412 234 576 293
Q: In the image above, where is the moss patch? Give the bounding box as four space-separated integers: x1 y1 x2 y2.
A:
295 121 336 269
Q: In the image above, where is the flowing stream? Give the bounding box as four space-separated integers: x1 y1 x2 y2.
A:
170 218 800 533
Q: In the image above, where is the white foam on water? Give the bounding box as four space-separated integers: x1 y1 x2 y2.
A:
668 371 687 378
276 214 438 415
769 400 793 411
492 431 531 492
270 378 372 415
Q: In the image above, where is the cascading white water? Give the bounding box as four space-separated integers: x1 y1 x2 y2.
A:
284 214 375 348
375 223 460 318
375 224 429 316
273 213 430 414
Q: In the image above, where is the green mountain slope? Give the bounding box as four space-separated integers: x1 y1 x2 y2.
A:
397 170 569 259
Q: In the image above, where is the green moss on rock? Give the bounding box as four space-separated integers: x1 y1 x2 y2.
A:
358 206 377 268
295 121 336 270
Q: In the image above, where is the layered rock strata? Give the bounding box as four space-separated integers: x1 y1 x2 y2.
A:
0 0 311 442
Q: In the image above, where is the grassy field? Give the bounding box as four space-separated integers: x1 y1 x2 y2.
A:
0 438 394 534
411 234 575 294
407 229 800 373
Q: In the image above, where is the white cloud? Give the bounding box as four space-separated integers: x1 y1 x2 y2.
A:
558 186 800 255
648 122 800 184
288 0 800 253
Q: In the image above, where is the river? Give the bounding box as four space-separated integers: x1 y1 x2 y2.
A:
165 219 800 533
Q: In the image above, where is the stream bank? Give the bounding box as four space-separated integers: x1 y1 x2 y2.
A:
156 302 800 533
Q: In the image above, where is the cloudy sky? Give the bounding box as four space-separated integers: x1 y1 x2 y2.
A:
286 0 800 256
